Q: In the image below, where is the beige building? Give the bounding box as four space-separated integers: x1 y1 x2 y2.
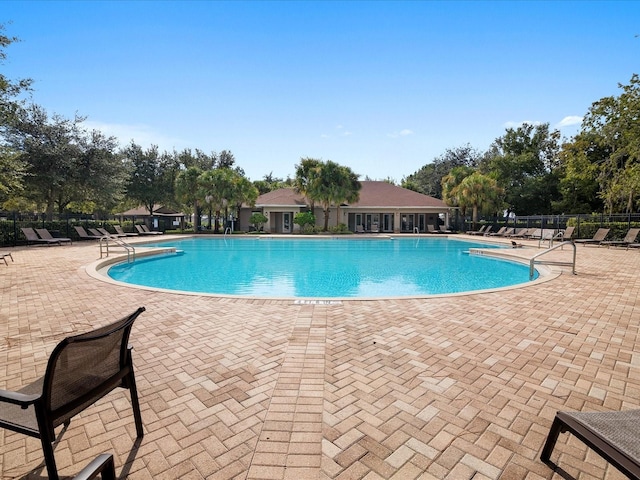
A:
242 181 453 234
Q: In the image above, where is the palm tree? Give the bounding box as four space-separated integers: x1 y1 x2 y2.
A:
305 160 361 231
457 172 503 228
294 157 323 211
441 167 473 212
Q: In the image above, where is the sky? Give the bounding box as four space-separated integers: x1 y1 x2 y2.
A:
2 1 639 182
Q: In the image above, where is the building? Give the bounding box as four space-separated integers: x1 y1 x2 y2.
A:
118 205 185 232
242 181 453 234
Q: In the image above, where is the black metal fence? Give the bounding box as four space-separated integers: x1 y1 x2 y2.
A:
457 213 640 240
0 212 160 247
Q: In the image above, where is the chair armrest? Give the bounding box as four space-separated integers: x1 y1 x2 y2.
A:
73 453 116 480
0 388 40 408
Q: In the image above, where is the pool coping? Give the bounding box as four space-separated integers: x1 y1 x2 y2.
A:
84 234 562 301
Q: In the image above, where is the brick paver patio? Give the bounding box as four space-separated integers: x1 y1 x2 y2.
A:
1 235 638 479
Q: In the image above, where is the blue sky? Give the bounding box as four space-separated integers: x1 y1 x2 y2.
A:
2 1 638 182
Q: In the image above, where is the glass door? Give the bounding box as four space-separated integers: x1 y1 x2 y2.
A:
283 212 291 233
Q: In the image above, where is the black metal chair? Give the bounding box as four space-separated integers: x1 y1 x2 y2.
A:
541 409 640 479
0 307 145 480
73 453 116 480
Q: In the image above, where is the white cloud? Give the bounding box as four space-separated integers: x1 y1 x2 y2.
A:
556 115 583 128
503 120 543 129
387 129 414 138
81 120 186 151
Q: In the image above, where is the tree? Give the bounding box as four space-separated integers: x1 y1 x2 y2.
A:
122 142 174 217
175 166 203 232
249 212 268 232
457 172 503 228
481 123 561 215
0 24 32 202
0 23 32 129
579 74 640 213
554 132 604 213
294 211 316 233
303 160 361 231
403 145 481 198
197 168 236 233
441 165 475 220
4 104 87 219
0 146 26 208
294 157 323 210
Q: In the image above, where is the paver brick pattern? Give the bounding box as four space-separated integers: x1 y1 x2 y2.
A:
0 237 638 479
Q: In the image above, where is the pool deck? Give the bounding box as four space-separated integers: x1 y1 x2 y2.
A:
1 234 638 479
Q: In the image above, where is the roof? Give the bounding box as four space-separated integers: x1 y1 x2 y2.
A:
255 188 309 207
348 181 449 208
254 181 449 209
118 205 185 217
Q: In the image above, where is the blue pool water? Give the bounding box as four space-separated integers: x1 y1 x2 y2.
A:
108 237 536 298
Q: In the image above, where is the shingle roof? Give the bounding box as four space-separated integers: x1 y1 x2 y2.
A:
348 181 448 208
254 181 449 209
255 188 308 207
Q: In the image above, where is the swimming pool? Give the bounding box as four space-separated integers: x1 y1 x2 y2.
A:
107 237 538 298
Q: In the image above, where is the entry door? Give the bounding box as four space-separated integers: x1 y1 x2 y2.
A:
383 214 394 232
283 212 291 233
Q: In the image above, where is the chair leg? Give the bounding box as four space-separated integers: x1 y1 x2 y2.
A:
127 371 144 438
540 416 564 464
39 432 60 480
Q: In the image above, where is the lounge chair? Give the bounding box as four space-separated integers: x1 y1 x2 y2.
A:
489 227 514 237
35 228 72 245
509 228 533 238
467 225 486 235
97 227 126 238
114 225 138 236
560 226 575 241
135 224 163 235
21 227 64 246
370 223 379 233
574 228 610 246
541 408 640 479
74 225 101 240
439 225 453 233
0 307 146 480
1 252 13 265
426 224 443 234
467 225 491 235
600 227 640 248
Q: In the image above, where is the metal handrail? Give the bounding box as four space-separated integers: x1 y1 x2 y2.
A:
530 241 576 279
99 236 135 262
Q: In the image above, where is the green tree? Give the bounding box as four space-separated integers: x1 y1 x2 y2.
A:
554 132 604 213
441 165 475 220
481 123 561 215
294 211 316 233
0 24 32 202
457 172 503 228
4 104 87 219
294 157 323 210
403 145 481 198
249 212 268 232
0 146 26 208
304 160 361 231
580 74 640 213
122 142 174 217
0 23 32 128
175 166 203 232
197 168 237 233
